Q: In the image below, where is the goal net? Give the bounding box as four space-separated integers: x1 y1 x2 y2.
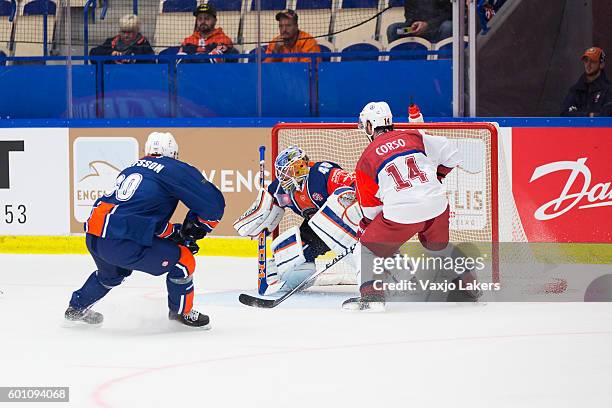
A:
272 122 532 289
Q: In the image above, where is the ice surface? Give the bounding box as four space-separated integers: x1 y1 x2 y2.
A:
1 254 611 407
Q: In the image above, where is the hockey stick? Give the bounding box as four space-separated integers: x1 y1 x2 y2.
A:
257 146 268 295
239 243 357 308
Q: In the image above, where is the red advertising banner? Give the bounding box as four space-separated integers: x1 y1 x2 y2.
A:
513 128 612 243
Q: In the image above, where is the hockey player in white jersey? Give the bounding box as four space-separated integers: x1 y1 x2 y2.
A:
344 101 482 310
234 146 362 295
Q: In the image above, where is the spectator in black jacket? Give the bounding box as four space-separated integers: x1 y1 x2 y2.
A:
89 14 155 64
561 47 612 117
387 0 452 44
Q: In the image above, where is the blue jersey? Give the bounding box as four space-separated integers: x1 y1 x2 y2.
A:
85 156 225 246
268 161 355 218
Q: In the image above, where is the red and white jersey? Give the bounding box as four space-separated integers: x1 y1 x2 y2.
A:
355 129 461 224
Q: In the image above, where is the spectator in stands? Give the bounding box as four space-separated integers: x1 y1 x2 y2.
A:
265 9 320 63
477 0 506 34
387 0 452 44
561 47 612 117
178 3 236 63
89 14 154 64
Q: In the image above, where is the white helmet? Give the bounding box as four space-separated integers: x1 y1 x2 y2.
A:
144 132 179 159
358 101 393 140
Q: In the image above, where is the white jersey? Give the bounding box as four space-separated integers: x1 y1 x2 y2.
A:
355 129 461 224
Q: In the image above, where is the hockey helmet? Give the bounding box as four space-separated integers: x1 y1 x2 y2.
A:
359 101 393 140
144 132 179 159
275 146 310 192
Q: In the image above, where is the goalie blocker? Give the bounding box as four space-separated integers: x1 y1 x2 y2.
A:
234 187 363 293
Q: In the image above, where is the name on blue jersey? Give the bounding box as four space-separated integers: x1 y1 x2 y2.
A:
134 159 165 173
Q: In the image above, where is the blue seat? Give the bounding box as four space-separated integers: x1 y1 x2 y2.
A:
216 0 242 11
158 46 180 63
433 38 465 60
340 43 380 62
389 40 430 61
159 46 180 55
295 0 331 9
437 41 452 59
23 0 56 15
318 43 332 62
341 0 378 8
249 46 268 53
0 0 12 17
246 46 267 62
251 0 287 10
162 0 196 13
388 0 404 6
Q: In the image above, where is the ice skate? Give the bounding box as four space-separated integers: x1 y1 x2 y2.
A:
168 309 211 329
341 294 386 312
64 305 104 326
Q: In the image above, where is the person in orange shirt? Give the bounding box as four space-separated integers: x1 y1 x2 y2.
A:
179 3 235 63
265 9 321 63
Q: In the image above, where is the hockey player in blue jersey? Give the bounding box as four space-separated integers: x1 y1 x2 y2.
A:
65 132 225 328
234 146 362 294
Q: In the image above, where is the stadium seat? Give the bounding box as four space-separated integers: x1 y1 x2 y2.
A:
0 0 12 16
388 37 432 61
432 37 468 60
316 38 335 62
14 0 56 57
242 0 289 48
379 0 406 47
295 0 332 40
23 0 56 15
0 0 13 58
154 0 196 50
339 40 382 62
157 46 180 63
331 0 380 52
162 0 196 12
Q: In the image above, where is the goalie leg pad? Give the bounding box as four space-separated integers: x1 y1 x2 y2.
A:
308 187 360 271
234 189 284 237
275 262 317 294
271 226 306 276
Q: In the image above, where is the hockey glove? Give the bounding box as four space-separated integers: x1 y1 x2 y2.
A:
166 223 200 254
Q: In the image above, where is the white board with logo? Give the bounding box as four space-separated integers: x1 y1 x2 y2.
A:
72 137 139 223
0 128 70 235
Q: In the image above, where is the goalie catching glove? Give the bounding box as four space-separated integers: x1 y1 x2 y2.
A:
233 188 284 237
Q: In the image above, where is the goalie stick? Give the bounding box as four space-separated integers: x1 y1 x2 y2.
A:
257 146 268 295
239 243 357 308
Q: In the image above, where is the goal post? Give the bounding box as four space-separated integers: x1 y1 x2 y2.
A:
272 122 507 284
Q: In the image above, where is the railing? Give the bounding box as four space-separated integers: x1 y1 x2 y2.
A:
8 0 16 22
0 49 453 119
83 0 109 62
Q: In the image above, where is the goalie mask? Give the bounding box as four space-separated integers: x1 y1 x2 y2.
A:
275 146 310 192
359 101 393 141
145 132 179 159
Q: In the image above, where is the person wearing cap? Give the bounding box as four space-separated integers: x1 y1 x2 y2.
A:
89 14 154 64
561 47 612 117
178 3 235 63
264 9 320 63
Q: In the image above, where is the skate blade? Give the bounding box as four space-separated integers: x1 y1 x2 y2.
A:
342 302 386 312
169 320 212 330
61 318 103 328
